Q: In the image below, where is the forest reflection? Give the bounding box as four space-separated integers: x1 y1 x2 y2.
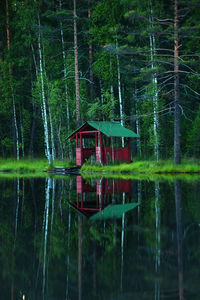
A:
0 176 200 299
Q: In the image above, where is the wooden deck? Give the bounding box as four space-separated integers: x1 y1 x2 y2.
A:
52 166 81 175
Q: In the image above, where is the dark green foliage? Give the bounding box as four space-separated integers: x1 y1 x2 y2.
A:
0 0 200 159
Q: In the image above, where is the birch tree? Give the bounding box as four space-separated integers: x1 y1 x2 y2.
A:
116 40 125 147
38 14 51 162
59 0 72 159
149 0 159 161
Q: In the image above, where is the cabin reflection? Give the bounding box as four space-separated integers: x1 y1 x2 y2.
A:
69 176 139 220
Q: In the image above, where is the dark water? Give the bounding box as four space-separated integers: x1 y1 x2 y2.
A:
0 175 200 300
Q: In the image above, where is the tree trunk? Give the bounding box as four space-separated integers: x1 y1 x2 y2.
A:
88 8 94 100
20 109 25 157
38 15 51 162
57 118 64 160
99 80 105 121
59 0 72 159
110 55 115 121
135 91 141 156
116 40 124 147
74 0 81 127
48 104 55 160
110 84 115 121
12 95 19 160
29 87 36 157
174 0 181 164
6 0 19 160
149 2 159 161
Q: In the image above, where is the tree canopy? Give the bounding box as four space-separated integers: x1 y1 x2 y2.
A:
0 0 200 161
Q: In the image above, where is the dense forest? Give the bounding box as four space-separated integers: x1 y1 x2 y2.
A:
0 0 200 163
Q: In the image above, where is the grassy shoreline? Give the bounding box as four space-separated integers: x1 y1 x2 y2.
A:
0 158 200 175
0 158 71 173
81 159 200 174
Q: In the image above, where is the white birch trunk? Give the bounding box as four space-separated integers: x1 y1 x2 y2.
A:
48 105 55 160
42 41 55 161
38 15 50 162
12 95 19 160
20 110 24 157
149 3 159 161
116 40 124 147
59 0 72 159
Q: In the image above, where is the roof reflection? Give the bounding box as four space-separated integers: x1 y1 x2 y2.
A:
69 176 140 220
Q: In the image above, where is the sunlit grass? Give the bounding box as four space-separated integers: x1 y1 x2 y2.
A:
0 158 71 173
81 158 200 174
0 158 49 172
1 158 200 181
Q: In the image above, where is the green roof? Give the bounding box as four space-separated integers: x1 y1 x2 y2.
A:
67 121 139 139
90 202 140 221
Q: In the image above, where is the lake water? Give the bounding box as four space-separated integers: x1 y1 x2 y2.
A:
0 175 200 300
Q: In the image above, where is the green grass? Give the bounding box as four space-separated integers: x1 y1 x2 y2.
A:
81 159 200 174
0 158 72 173
1 158 200 182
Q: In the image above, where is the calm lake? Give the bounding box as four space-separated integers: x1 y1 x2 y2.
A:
0 175 200 300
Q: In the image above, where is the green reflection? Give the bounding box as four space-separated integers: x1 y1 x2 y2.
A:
0 176 200 299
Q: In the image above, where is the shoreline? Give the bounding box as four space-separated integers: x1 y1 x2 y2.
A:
0 158 200 176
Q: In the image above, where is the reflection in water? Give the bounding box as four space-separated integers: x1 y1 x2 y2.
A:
66 201 71 300
120 191 125 292
42 178 50 299
70 176 140 220
175 180 183 300
0 176 200 299
71 176 140 300
78 215 82 300
14 178 20 246
155 182 160 300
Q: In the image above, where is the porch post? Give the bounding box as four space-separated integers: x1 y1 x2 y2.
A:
100 131 103 164
80 133 82 148
128 138 131 162
95 132 98 147
80 133 83 165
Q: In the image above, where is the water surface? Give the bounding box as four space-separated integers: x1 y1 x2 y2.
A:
0 175 200 299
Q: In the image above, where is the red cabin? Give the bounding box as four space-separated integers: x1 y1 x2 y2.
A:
67 121 139 166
